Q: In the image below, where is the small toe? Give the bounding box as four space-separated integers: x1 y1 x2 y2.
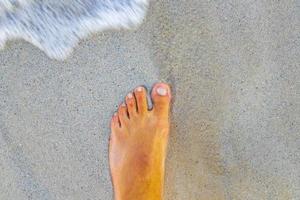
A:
110 113 121 141
125 92 137 118
151 83 171 116
111 113 120 129
134 86 148 115
118 103 129 127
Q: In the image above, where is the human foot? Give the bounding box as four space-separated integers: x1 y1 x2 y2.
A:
109 83 171 200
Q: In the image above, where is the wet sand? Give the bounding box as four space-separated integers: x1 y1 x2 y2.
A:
0 0 299 199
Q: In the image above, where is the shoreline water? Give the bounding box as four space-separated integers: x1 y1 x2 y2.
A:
0 0 149 59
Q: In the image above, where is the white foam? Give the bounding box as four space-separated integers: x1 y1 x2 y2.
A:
0 0 149 59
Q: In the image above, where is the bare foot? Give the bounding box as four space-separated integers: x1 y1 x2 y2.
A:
109 83 171 200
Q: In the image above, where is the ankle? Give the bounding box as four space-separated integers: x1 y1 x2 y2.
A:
115 175 164 200
116 189 163 200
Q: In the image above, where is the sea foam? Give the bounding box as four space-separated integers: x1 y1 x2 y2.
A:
0 0 149 59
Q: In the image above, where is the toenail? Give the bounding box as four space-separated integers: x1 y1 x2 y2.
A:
127 93 133 98
121 103 126 107
114 112 117 116
157 87 168 96
136 87 143 92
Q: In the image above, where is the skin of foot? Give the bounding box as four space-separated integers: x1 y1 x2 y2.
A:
109 83 171 200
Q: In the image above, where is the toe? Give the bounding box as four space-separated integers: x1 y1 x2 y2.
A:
110 113 120 140
125 92 137 118
151 83 171 116
118 103 129 127
111 112 120 129
134 86 148 115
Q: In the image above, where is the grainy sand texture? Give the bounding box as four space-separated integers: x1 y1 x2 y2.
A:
0 1 299 199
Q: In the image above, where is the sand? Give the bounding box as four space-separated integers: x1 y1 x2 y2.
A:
0 0 299 199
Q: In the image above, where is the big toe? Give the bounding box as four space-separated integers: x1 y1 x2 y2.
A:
151 83 171 116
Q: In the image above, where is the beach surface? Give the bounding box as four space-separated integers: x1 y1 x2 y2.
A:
0 1 299 199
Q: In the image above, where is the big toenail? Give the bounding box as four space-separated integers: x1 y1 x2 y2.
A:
157 87 168 96
121 103 126 107
127 93 133 98
136 87 143 92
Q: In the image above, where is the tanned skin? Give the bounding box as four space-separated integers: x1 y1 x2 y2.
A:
109 83 171 200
